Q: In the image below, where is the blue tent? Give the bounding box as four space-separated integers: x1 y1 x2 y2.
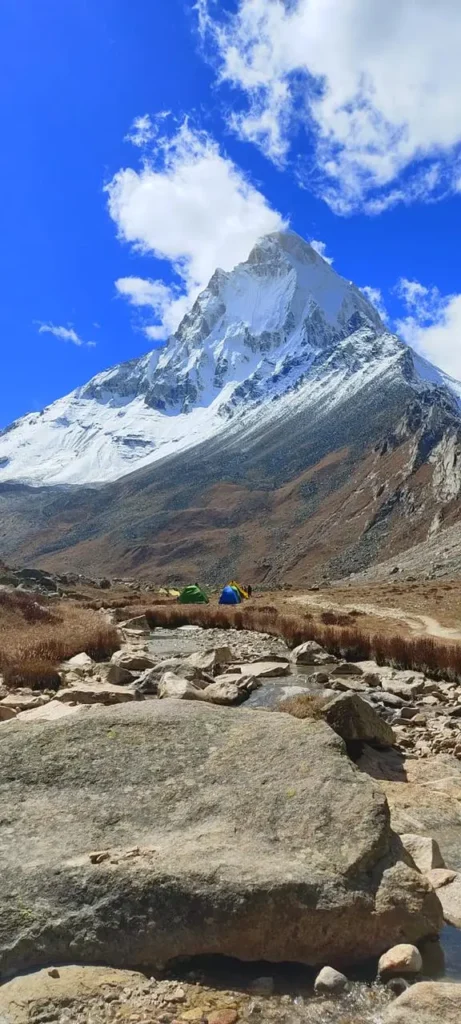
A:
219 585 241 605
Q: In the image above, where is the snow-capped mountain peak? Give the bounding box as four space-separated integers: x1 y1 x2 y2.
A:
0 230 459 486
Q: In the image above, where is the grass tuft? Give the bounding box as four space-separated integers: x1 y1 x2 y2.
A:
277 693 328 720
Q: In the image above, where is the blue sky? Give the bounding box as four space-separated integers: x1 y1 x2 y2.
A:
1 0 460 428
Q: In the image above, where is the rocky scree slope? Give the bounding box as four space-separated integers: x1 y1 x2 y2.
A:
2 231 461 581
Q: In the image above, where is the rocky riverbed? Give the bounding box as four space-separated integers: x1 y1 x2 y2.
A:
2 619 461 1021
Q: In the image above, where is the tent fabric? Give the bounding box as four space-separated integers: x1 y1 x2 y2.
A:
177 585 209 604
228 581 249 600
219 585 241 605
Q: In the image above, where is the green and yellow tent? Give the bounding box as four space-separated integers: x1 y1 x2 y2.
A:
177 584 209 604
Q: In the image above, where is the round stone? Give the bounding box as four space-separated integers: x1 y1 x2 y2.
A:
378 944 423 978
314 966 348 994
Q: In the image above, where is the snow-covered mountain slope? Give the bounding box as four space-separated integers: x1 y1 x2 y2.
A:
1 230 460 487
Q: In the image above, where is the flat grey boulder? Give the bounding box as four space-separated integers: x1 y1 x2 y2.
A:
111 649 156 672
0 702 441 976
239 661 290 679
384 981 461 1023
323 693 395 748
55 683 136 706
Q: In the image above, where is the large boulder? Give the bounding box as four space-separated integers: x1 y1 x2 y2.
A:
383 981 461 1023
199 681 243 705
290 641 336 666
323 693 395 748
185 648 233 674
111 649 156 672
158 673 205 700
0 702 441 976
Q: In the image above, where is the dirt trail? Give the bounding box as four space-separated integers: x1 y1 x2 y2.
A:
291 595 461 642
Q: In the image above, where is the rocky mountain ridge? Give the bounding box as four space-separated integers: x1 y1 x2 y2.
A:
1 230 461 489
1 230 461 580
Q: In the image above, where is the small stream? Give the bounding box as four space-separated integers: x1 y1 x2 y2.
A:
148 625 461 1017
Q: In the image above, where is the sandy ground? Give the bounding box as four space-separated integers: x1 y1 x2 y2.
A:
290 593 461 642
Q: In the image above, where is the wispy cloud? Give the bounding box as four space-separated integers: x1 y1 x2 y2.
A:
124 111 171 148
37 322 96 348
198 0 461 214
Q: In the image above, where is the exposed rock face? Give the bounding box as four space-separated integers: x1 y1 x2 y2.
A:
400 834 445 874
436 875 461 927
383 981 461 1023
323 693 395 748
0 701 442 975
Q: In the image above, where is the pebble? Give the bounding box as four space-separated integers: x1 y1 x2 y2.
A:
207 1011 239 1024
378 944 423 978
314 966 348 994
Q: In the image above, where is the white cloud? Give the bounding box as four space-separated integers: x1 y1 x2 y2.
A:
114 276 190 340
37 323 95 348
361 286 388 321
309 239 333 264
395 278 461 380
115 277 172 309
124 112 171 148
107 120 285 338
198 0 461 212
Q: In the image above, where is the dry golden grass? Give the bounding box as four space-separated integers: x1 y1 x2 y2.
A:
143 602 461 682
0 591 119 690
277 693 327 719
298 579 461 633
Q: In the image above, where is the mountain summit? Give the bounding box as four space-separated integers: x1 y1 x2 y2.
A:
2 230 461 583
2 230 459 488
